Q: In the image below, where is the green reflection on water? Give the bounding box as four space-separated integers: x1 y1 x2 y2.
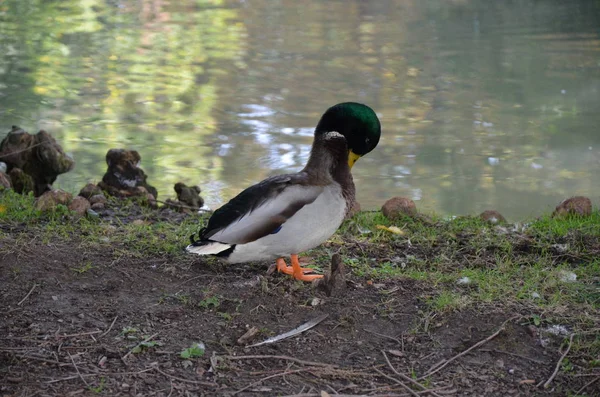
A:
1 0 599 219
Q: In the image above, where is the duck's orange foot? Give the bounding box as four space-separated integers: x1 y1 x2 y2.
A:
276 254 323 282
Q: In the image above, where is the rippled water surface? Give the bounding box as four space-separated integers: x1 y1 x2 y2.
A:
1 0 600 219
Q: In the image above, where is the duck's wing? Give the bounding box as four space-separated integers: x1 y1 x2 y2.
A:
190 173 323 249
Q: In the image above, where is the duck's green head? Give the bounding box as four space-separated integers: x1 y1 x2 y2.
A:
315 102 381 168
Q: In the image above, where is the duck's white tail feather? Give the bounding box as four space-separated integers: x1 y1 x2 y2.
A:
186 242 232 255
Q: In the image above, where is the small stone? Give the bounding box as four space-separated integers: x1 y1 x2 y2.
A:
558 270 577 283
88 194 107 205
381 197 417 220
479 210 506 224
79 183 103 199
311 297 323 306
68 196 91 217
531 292 541 299
552 196 592 218
0 171 11 190
90 202 105 211
457 277 471 285
35 189 73 211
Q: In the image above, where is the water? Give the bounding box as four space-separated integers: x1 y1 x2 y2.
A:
1 0 599 220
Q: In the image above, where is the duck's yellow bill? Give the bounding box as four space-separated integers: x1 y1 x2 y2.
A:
348 150 361 169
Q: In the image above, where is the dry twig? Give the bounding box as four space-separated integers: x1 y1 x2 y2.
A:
46 368 154 383
223 354 336 368
419 316 518 380
100 316 118 338
537 333 575 389
17 283 38 306
575 375 599 395
233 368 312 395
152 366 217 387
374 367 420 397
67 352 89 387
382 351 443 397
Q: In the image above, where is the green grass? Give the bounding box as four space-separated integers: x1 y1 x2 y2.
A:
1 188 598 359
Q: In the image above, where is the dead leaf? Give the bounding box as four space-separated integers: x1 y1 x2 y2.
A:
519 379 536 385
376 225 405 235
388 349 405 357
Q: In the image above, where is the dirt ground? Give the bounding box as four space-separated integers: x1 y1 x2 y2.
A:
0 210 598 397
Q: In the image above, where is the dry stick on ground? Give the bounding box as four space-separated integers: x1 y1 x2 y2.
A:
479 349 547 365
576 375 600 395
418 315 519 381
233 368 314 396
100 316 118 338
222 354 337 368
67 352 89 387
363 328 403 345
46 368 154 383
374 367 420 397
537 333 575 389
382 351 443 397
152 366 217 387
122 332 159 361
56 330 102 339
17 283 38 306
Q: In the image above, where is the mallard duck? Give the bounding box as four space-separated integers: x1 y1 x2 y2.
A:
187 102 381 281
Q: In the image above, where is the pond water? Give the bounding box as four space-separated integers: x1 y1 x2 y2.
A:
1 0 599 220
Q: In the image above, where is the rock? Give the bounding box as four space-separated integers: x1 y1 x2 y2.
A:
8 168 34 194
552 196 592 218
68 196 91 217
147 193 158 209
346 201 361 220
0 126 74 196
79 183 103 199
479 210 506 224
89 194 107 206
381 197 417 219
315 253 347 297
90 202 105 211
35 189 73 211
174 182 204 209
0 171 11 190
97 149 157 199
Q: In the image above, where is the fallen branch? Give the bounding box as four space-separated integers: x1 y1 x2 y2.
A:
17 283 38 306
247 314 328 348
419 316 518 380
222 354 336 368
382 351 442 397
538 333 575 389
